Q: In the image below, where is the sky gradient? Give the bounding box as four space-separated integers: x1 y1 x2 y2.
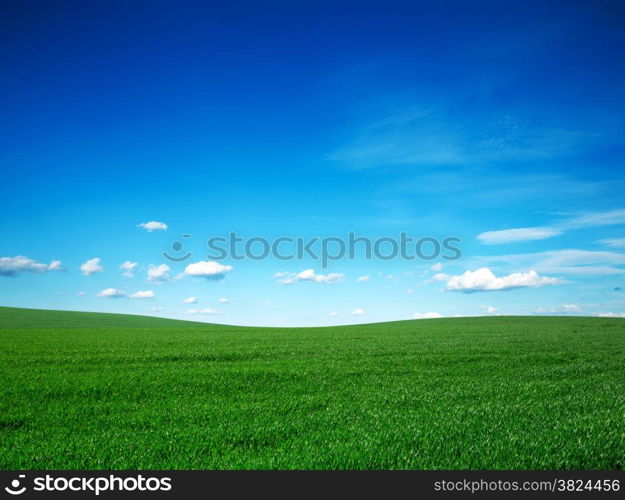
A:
1 0 624 325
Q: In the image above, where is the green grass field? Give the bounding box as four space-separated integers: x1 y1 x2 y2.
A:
1 306 624 470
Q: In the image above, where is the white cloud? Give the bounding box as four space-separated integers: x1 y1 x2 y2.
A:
439 267 560 292
563 303 581 312
187 308 220 315
351 308 366 316
536 304 581 314
356 275 370 282
481 305 499 314
77 291 86 296
477 227 562 244
406 288 414 294
329 311 340 317
296 269 344 284
599 238 625 248
218 297 229 304
137 221 168 232
48 260 63 271
96 288 154 300
431 262 443 271
152 306 164 312
120 261 139 278
147 264 171 282
412 312 443 319
80 258 103 276
96 288 126 298
182 296 198 304
184 261 233 280
0 255 63 277
275 269 345 285
595 312 625 318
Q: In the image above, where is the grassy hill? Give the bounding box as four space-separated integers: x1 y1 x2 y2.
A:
0 305 214 330
0 307 624 469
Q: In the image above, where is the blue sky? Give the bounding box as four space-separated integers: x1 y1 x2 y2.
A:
1 0 624 325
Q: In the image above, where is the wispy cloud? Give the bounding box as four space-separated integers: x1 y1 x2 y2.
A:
478 209 625 244
567 209 625 228
478 227 562 244
391 171 608 209
473 249 625 276
598 238 625 248
330 102 603 170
